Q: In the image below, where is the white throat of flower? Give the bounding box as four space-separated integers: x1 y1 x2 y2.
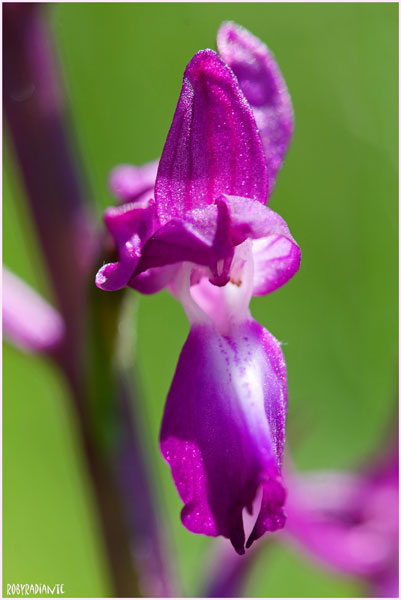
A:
171 239 254 334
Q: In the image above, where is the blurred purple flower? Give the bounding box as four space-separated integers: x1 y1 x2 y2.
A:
285 443 399 597
96 25 299 553
109 160 159 205
3 267 65 354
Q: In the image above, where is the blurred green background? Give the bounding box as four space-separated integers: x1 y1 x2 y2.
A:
3 2 398 597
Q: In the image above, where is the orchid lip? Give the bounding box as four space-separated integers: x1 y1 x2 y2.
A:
160 318 288 553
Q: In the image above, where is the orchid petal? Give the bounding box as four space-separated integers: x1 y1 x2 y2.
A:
95 200 157 291
137 200 232 275
129 264 179 295
155 49 268 224
109 160 158 204
3 267 65 353
160 319 287 554
96 242 141 292
226 195 301 294
251 235 301 295
217 22 294 196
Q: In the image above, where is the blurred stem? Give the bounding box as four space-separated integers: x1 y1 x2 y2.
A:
74 404 143 598
4 4 172 597
3 3 93 382
84 284 174 596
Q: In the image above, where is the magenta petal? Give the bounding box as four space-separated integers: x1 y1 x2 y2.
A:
252 234 301 295
96 251 140 292
160 319 287 554
129 264 179 295
95 200 158 291
109 160 158 204
217 22 294 197
155 49 268 224
138 200 232 274
226 195 301 294
104 200 157 244
246 478 286 548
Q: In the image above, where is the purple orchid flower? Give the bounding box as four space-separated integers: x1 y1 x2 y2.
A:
96 24 300 554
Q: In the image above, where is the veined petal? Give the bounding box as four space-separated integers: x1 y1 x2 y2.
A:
217 22 294 197
155 49 268 224
160 319 287 554
109 160 158 204
95 200 158 291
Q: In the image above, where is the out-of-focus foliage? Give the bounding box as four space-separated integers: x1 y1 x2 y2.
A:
3 3 397 597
